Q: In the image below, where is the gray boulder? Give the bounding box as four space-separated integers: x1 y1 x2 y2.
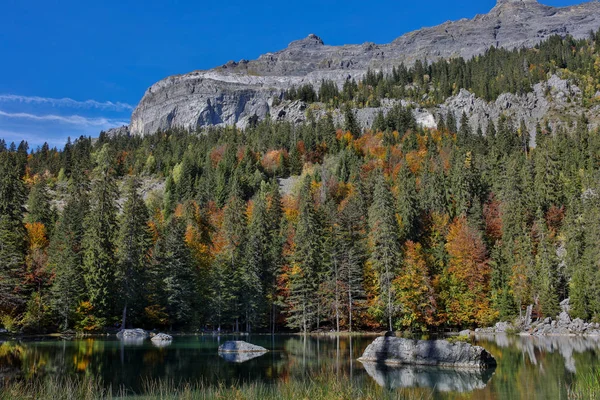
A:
218 341 268 353
358 337 496 369
151 333 173 342
116 328 148 339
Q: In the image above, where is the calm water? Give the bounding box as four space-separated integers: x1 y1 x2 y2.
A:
0 333 599 399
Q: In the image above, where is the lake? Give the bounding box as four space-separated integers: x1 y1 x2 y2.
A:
0 333 599 399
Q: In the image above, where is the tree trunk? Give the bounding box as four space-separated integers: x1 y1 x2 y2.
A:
348 286 353 333
121 303 127 330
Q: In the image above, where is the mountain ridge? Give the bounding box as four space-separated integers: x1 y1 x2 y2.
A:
129 0 600 136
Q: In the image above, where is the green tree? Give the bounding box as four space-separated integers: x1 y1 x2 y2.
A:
116 178 152 329
287 177 323 332
82 145 119 324
49 179 89 330
368 172 401 331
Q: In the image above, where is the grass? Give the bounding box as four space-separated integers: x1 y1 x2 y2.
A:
0 375 432 400
567 367 600 400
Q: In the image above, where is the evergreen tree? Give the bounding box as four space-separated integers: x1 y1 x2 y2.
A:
534 209 560 317
368 172 401 331
287 176 322 332
157 216 197 328
397 163 420 242
116 178 152 328
25 178 55 230
242 183 270 331
0 151 27 318
82 145 119 323
49 179 89 330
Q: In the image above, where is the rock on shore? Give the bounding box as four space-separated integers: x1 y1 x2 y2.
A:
358 337 496 369
476 299 600 336
218 341 268 353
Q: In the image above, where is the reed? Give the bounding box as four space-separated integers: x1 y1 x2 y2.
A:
0 375 432 400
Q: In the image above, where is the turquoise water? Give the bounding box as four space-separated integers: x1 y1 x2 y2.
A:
0 334 598 398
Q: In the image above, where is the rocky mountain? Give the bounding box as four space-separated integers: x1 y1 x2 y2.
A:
129 0 600 136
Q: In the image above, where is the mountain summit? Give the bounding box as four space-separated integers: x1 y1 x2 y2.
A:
130 1 600 136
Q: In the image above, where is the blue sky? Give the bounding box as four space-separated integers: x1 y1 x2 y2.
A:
0 0 584 148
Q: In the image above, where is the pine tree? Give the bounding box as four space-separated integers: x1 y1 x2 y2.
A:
533 209 560 317
82 145 119 323
116 178 152 329
158 216 197 328
25 178 55 231
242 182 270 331
338 180 367 332
219 183 247 330
287 176 322 332
368 172 401 331
49 178 89 330
0 151 27 318
397 163 420 242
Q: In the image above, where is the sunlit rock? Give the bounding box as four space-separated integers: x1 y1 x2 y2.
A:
359 337 496 369
218 341 268 353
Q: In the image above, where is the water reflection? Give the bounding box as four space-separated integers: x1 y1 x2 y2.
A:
0 334 598 399
219 351 267 363
120 338 145 346
151 340 172 349
360 362 494 392
475 333 600 373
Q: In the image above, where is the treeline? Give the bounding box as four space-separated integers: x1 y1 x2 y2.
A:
285 31 600 107
1 107 600 333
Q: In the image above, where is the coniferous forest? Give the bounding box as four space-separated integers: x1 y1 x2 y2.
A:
2 33 600 334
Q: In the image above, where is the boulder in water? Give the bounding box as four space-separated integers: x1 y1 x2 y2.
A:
218 341 268 353
116 329 148 340
151 333 173 342
358 337 496 369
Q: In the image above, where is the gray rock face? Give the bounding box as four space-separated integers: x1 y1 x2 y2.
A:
361 362 494 392
218 341 268 353
130 0 600 136
358 337 496 369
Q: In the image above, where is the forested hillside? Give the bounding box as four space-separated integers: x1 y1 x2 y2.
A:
285 30 600 108
2 34 600 334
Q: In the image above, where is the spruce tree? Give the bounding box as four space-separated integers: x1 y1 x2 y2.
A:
242 183 270 331
287 176 322 332
368 172 401 331
160 216 197 328
49 179 89 330
116 178 152 329
534 209 560 317
0 151 27 318
82 145 119 324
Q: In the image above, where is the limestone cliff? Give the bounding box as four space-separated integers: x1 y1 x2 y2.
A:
129 0 600 136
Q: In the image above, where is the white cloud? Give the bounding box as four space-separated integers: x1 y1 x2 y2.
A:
0 94 133 111
0 110 128 127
